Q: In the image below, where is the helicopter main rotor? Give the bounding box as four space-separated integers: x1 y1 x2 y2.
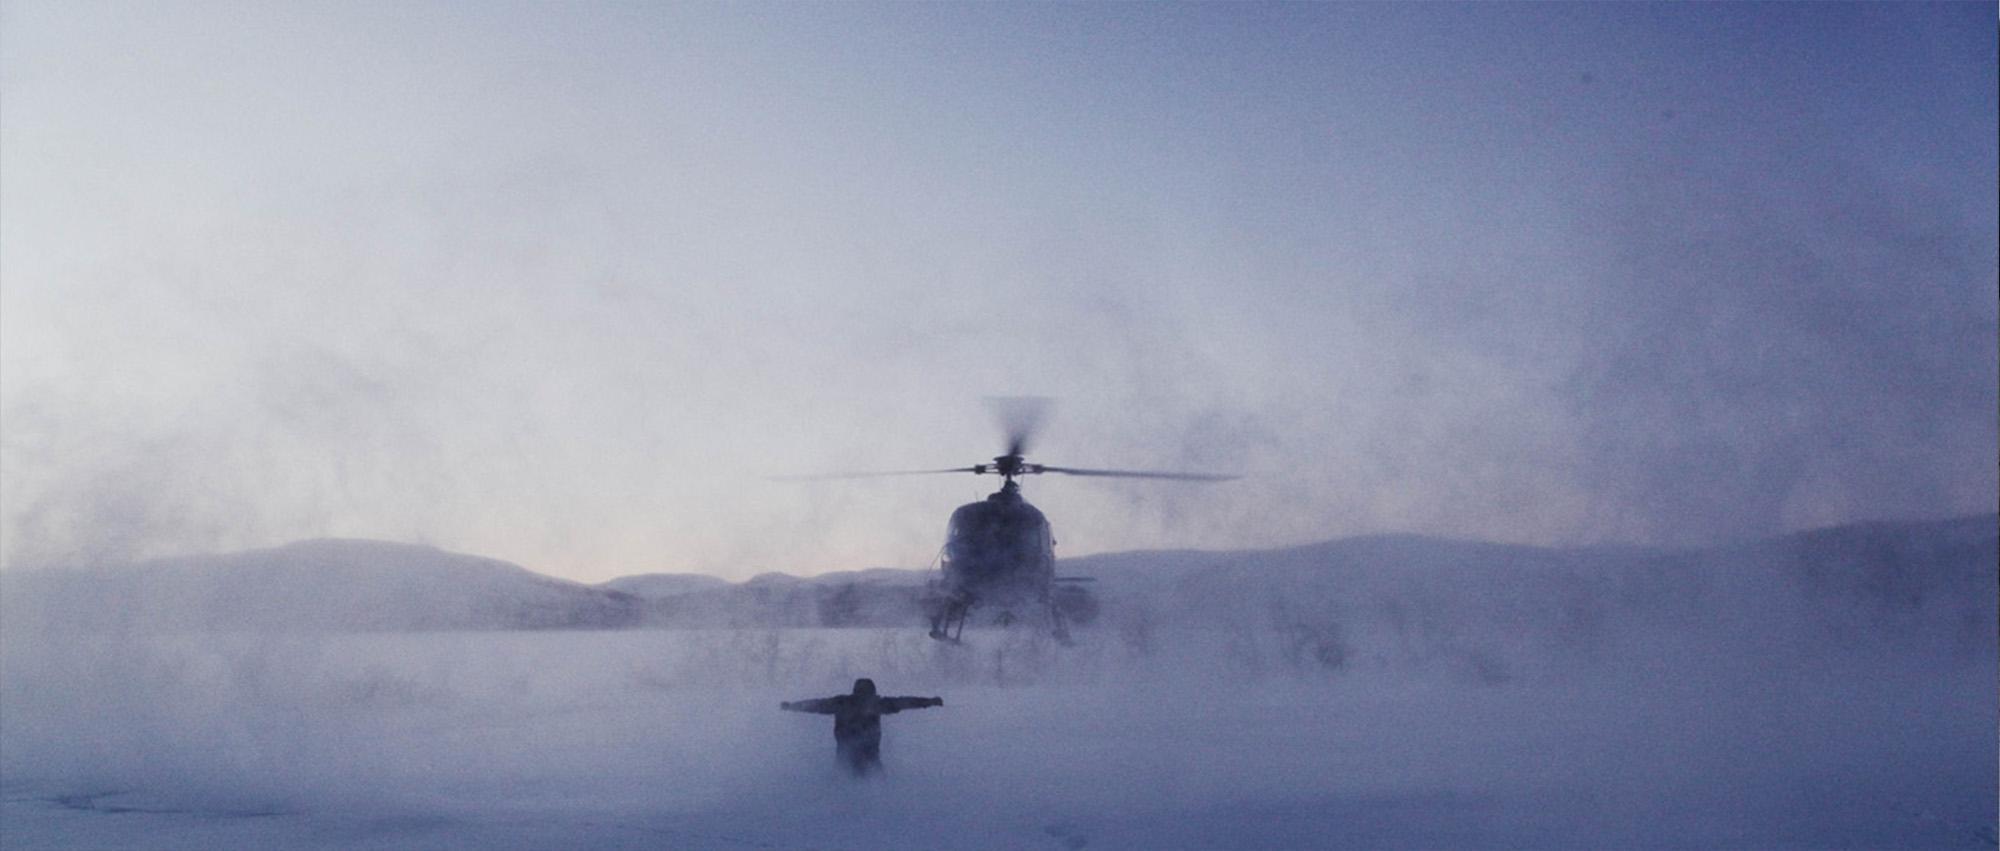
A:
774 398 1237 484
972 454 1235 483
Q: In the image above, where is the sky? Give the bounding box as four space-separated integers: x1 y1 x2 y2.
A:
2 2 1994 582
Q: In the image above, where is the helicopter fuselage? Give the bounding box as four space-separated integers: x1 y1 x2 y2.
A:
939 482 1055 607
926 480 1078 640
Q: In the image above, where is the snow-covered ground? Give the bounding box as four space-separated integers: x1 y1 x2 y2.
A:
4 620 1994 849
5 519 1995 848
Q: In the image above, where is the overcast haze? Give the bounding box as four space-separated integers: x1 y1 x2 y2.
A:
3 2 1994 581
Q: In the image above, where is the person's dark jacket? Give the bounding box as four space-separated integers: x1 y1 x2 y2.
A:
782 679 942 773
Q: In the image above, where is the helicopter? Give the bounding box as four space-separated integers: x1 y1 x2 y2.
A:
785 399 1235 643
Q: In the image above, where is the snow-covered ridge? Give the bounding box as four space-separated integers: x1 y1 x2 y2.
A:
3 516 1992 645
1 521 1993 849
2 538 645 632
1067 513 1998 677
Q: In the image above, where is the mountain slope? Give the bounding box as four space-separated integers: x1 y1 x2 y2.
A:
2 517 1991 648
2 539 643 633
1062 514 1997 677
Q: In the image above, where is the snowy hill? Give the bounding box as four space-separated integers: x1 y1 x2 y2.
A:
599 572 731 597
1 539 644 633
1 518 1993 849
2 517 1992 646
613 567 930 629
1064 514 1997 677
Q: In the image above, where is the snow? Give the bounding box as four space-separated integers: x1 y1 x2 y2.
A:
3 519 1995 849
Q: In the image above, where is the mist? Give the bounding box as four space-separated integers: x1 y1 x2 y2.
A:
3 3 1995 848
4 518 1994 848
4 3 1994 579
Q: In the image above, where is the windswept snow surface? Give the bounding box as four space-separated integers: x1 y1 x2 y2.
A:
3 519 1995 849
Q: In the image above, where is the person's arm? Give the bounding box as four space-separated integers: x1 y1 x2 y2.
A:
781 697 843 714
881 696 944 712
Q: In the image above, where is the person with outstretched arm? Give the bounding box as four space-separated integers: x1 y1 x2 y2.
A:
781 678 943 775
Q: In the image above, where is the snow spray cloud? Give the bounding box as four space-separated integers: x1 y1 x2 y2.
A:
3 4 1994 581
3 538 1994 849
1558 153 1999 545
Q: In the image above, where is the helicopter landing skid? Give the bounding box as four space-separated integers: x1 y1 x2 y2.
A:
928 601 971 644
928 603 1073 645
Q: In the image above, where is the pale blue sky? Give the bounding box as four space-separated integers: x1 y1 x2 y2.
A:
3 2 1994 580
